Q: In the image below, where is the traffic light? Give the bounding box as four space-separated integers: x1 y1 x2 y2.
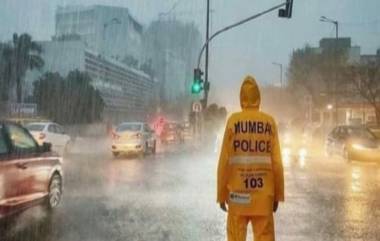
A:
191 68 204 94
192 82 202 94
278 0 294 18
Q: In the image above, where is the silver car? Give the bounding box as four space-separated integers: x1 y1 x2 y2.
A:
111 122 156 157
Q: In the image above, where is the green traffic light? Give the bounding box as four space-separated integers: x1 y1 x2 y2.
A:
191 82 202 94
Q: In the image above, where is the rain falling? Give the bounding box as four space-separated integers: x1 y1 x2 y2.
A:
1 0 380 240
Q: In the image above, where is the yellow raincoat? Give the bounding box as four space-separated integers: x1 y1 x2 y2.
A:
217 76 284 241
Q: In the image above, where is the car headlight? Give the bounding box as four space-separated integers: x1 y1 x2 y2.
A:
352 143 366 150
298 148 308 157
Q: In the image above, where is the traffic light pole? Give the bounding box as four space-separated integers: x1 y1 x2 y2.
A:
197 1 288 69
204 0 210 108
197 1 289 107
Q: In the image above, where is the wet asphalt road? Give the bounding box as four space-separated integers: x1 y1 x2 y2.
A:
2 138 380 241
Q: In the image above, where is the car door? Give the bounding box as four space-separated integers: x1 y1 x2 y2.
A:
55 124 69 148
48 124 61 151
45 124 55 145
5 124 51 209
0 123 20 218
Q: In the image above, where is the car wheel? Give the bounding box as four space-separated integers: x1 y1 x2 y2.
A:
46 174 62 210
113 152 119 158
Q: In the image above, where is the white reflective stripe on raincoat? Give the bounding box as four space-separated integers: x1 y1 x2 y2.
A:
229 156 271 165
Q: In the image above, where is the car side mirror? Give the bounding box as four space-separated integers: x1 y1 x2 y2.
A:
41 142 52 153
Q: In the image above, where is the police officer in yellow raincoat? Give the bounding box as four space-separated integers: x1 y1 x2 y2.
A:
217 75 284 241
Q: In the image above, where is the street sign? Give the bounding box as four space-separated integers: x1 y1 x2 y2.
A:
192 101 202 113
9 103 37 117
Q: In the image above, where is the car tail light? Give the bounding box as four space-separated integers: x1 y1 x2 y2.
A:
39 133 46 140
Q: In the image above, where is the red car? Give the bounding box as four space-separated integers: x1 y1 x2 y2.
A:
0 121 63 220
160 122 181 144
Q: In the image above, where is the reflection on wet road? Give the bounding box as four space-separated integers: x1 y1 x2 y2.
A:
2 139 380 241
279 155 380 241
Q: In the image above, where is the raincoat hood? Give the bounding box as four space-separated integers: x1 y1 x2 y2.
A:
240 75 261 110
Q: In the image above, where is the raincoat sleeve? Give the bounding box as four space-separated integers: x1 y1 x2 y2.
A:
272 121 285 202
217 119 231 203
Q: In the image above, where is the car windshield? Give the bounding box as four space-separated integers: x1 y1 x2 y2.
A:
26 124 45 132
116 123 142 132
348 127 376 140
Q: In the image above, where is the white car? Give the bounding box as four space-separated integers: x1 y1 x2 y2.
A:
26 122 71 154
112 122 156 157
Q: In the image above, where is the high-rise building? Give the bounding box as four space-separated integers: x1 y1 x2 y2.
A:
55 5 143 63
360 48 380 65
24 5 157 121
314 37 361 64
142 19 201 110
25 40 156 121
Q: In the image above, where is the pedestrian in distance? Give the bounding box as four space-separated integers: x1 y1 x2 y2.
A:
217 75 285 241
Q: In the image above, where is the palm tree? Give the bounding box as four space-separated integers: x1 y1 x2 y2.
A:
0 43 13 101
12 33 44 103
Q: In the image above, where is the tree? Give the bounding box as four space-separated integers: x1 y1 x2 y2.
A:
0 43 13 101
33 70 104 124
288 45 326 107
204 103 228 136
33 72 64 118
346 63 380 124
288 44 349 109
12 33 44 103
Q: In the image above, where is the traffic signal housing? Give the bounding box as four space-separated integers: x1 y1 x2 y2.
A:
278 0 293 18
192 68 204 94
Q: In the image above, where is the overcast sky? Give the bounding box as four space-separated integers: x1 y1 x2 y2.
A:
1 0 379 107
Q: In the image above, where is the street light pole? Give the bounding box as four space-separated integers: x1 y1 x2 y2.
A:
320 16 339 125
